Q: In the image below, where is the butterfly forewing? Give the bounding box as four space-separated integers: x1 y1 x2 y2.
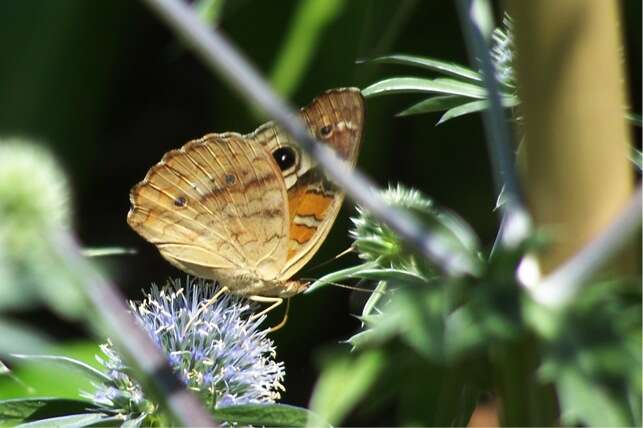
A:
128 134 289 283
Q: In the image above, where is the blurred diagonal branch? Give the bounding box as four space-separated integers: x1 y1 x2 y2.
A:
140 0 481 278
456 0 528 248
51 232 216 427
528 185 642 307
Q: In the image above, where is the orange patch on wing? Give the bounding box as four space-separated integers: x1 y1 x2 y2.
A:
286 188 336 259
288 191 334 221
290 223 316 244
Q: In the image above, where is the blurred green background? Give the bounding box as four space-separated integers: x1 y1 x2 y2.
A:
0 0 640 424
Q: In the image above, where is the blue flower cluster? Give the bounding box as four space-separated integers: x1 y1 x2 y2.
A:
87 277 285 422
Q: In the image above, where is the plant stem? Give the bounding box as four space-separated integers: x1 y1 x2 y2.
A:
456 0 527 250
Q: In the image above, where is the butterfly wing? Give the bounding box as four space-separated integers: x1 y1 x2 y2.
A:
249 88 365 280
127 133 290 286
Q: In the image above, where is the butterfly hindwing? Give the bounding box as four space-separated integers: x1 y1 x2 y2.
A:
250 88 365 279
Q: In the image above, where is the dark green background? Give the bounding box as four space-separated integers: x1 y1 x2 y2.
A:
0 1 640 423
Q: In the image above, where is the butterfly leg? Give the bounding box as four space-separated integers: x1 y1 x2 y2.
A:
248 295 289 332
183 285 229 334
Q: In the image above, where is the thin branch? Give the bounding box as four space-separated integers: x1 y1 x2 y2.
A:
524 185 642 308
51 233 215 427
139 0 481 277
456 0 528 247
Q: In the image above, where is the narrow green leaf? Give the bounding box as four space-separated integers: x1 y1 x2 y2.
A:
269 0 345 96
437 96 519 124
626 112 642 127
629 147 642 171
120 413 148 427
0 398 100 423
362 54 482 83
397 95 472 116
362 281 387 318
212 403 324 427
9 354 110 383
557 369 632 427
194 0 225 26
82 247 136 257
363 77 487 99
349 267 428 285
309 350 384 426
306 261 379 293
346 315 401 350
16 412 111 428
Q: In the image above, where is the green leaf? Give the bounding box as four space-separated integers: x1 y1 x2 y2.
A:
437 96 519 124
194 0 225 26
0 341 101 401
309 350 384 426
347 313 401 350
119 413 148 427
269 0 345 96
212 404 324 427
306 261 379 293
9 354 110 383
397 95 472 116
16 412 112 428
0 398 102 425
362 77 487 99
81 247 136 257
351 267 428 284
556 368 632 427
362 54 482 83
362 281 387 318
0 318 53 355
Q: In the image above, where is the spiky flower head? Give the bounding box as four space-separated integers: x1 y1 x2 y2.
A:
351 185 433 269
86 277 285 424
0 140 78 314
491 14 515 88
0 140 71 239
351 184 479 274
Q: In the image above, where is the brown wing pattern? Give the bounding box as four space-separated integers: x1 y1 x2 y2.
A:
249 88 365 279
127 133 289 283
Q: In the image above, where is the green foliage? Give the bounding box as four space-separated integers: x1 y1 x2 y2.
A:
306 184 641 426
0 398 107 427
195 0 225 26
0 2 639 427
213 404 325 427
361 16 517 125
0 342 100 401
308 350 384 426
269 0 345 97
531 280 642 426
0 349 318 427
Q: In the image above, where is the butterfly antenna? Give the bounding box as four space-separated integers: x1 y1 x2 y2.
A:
305 244 356 273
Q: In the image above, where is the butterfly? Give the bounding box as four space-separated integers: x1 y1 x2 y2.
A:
127 88 364 309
